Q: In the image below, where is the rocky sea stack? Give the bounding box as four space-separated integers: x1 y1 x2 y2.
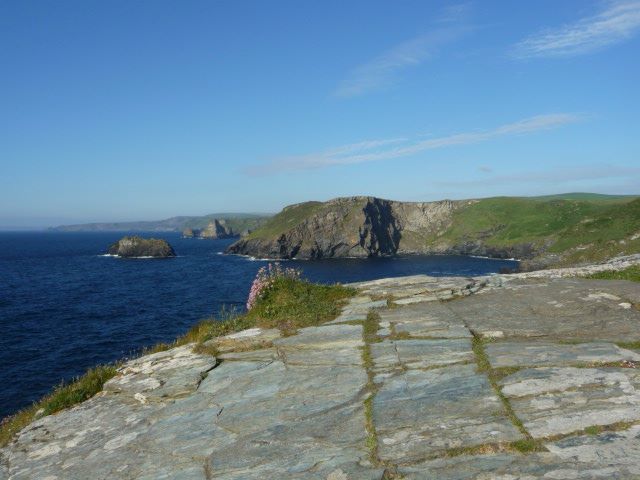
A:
182 219 237 239
107 236 176 258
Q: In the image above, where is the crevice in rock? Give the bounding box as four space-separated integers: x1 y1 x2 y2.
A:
0 450 10 475
194 361 222 392
204 459 213 480
469 331 546 454
360 307 400 478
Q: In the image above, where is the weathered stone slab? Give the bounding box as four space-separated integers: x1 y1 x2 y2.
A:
378 302 471 338
326 296 389 325
447 278 640 342
1 395 178 479
398 452 564 479
218 348 278 362
198 355 378 479
348 275 482 305
546 424 640 476
374 364 523 462
210 327 281 353
398 432 640 480
1 338 378 479
103 344 217 401
206 404 380 479
371 339 473 372
326 312 367 324
274 324 363 349
500 367 640 438
271 324 364 365
399 423 640 478
487 341 640 368
341 297 387 314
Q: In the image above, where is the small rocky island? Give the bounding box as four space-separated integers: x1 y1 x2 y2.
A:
107 236 176 258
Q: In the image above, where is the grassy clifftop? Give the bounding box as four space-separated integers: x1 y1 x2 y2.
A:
246 201 325 239
426 196 640 265
227 194 640 267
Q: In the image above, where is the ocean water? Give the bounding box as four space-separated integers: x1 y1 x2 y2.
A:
0 232 518 418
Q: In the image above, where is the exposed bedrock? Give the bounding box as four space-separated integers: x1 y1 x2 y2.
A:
225 196 535 260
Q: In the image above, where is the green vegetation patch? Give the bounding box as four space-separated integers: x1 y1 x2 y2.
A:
246 277 355 332
160 278 354 350
360 311 381 465
617 341 640 351
246 201 324 239
0 365 117 447
1 275 353 447
420 196 640 265
585 265 640 282
471 336 546 452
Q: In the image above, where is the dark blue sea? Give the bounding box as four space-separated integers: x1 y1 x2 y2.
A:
0 231 517 418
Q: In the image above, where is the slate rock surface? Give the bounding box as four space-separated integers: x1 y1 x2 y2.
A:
2 258 640 479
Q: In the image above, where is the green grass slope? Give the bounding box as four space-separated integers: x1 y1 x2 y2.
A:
528 192 638 203
246 201 325 239
426 196 640 265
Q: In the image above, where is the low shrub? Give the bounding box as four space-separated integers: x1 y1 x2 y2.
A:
585 265 640 282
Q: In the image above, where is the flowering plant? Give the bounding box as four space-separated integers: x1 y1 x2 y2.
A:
246 262 302 310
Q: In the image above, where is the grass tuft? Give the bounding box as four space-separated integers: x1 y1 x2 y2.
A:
1 277 353 447
0 365 117 447
471 335 546 452
492 366 523 381
360 311 382 465
617 341 640 351
585 265 640 282
511 438 544 453
363 311 382 344
246 277 355 332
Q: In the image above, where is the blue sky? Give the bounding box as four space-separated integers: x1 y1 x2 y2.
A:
1 0 639 227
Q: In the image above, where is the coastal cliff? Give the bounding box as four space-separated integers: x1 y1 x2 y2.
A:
226 195 640 268
2 255 640 479
183 219 237 239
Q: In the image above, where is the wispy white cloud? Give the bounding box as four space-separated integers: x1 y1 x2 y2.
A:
513 0 640 59
245 113 583 176
333 29 464 98
333 5 471 98
434 164 640 187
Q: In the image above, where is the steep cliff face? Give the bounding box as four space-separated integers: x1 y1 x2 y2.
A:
226 197 471 259
183 219 237 239
359 197 401 256
225 195 640 264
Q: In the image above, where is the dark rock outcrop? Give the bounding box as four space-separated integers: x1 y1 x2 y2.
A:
107 236 176 258
226 196 482 259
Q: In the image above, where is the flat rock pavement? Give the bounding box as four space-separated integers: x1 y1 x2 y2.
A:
1 266 640 479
